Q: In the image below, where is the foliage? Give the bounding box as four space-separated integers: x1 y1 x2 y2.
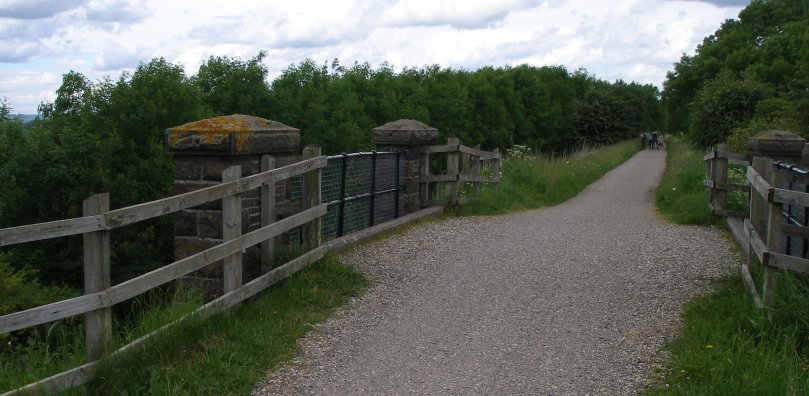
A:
644 274 809 395
687 73 766 147
269 61 661 154
193 52 272 117
0 254 77 318
655 136 714 224
662 0 809 146
0 59 205 287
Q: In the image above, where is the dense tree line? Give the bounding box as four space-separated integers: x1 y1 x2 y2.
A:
662 0 809 148
0 56 661 294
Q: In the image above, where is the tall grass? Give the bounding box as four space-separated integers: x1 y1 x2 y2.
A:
461 140 641 215
0 287 203 394
70 254 367 395
1 254 366 395
655 136 714 225
644 274 809 395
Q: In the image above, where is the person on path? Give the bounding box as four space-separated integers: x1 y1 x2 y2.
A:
650 131 658 149
640 133 646 149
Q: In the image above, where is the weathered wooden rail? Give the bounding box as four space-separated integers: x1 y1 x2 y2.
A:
703 144 750 217
0 149 328 395
421 137 501 206
744 157 809 308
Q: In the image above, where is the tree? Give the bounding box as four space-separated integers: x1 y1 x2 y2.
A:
688 72 765 148
193 52 272 117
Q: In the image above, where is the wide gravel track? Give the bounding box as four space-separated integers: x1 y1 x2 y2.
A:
253 148 737 395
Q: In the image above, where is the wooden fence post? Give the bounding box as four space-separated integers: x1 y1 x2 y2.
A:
261 155 276 273
713 144 729 214
302 145 322 248
492 148 501 189
222 166 242 294
446 138 460 205
707 151 716 211
83 193 111 360
472 145 481 196
421 151 432 205
763 168 787 307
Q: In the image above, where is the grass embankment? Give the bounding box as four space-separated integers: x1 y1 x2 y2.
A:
647 136 809 395
461 139 641 215
1 255 366 395
3 139 643 394
77 254 367 395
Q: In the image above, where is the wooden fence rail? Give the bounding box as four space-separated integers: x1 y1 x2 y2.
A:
0 152 327 395
421 137 501 206
744 157 809 308
703 145 751 217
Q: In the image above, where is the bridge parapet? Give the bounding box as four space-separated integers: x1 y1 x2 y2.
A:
165 114 301 296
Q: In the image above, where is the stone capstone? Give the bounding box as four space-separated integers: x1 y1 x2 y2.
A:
747 130 806 159
372 119 439 146
166 114 300 155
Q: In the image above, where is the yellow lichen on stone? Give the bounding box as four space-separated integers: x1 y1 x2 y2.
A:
169 115 260 152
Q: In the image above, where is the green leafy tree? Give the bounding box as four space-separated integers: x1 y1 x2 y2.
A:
193 52 272 117
663 0 809 141
688 72 766 148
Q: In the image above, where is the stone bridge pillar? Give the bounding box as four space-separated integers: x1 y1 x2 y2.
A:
166 114 300 296
373 119 439 213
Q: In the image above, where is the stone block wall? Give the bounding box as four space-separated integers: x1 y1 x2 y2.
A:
165 115 300 297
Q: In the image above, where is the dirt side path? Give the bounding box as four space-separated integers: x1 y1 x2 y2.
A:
253 148 736 395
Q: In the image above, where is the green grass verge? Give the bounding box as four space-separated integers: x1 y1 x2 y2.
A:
460 139 641 215
0 254 367 395
655 136 714 225
75 254 367 395
644 274 809 395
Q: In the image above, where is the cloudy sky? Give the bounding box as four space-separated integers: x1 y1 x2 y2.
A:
1 0 748 114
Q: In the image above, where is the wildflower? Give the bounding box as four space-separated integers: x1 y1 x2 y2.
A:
705 344 714 349
672 187 677 191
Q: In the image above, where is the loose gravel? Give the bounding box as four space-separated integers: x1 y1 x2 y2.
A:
253 148 737 395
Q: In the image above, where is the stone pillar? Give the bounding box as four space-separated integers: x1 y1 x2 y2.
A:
166 114 300 296
372 119 439 213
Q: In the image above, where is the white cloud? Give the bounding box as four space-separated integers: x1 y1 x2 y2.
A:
0 0 86 20
94 39 147 71
85 0 151 23
0 71 60 113
378 0 539 29
0 0 748 113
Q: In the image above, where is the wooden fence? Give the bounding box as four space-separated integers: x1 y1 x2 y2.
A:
421 137 501 206
0 148 328 395
744 157 809 308
704 145 751 217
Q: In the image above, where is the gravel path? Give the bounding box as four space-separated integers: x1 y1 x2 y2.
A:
253 148 737 395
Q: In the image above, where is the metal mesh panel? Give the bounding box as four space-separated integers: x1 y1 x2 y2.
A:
343 197 371 235
784 179 809 258
321 159 343 203
345 156 372 197
321 204 340 242
286 151 405 245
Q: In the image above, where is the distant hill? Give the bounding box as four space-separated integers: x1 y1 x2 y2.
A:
18 114 37 123
13 114 38 126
